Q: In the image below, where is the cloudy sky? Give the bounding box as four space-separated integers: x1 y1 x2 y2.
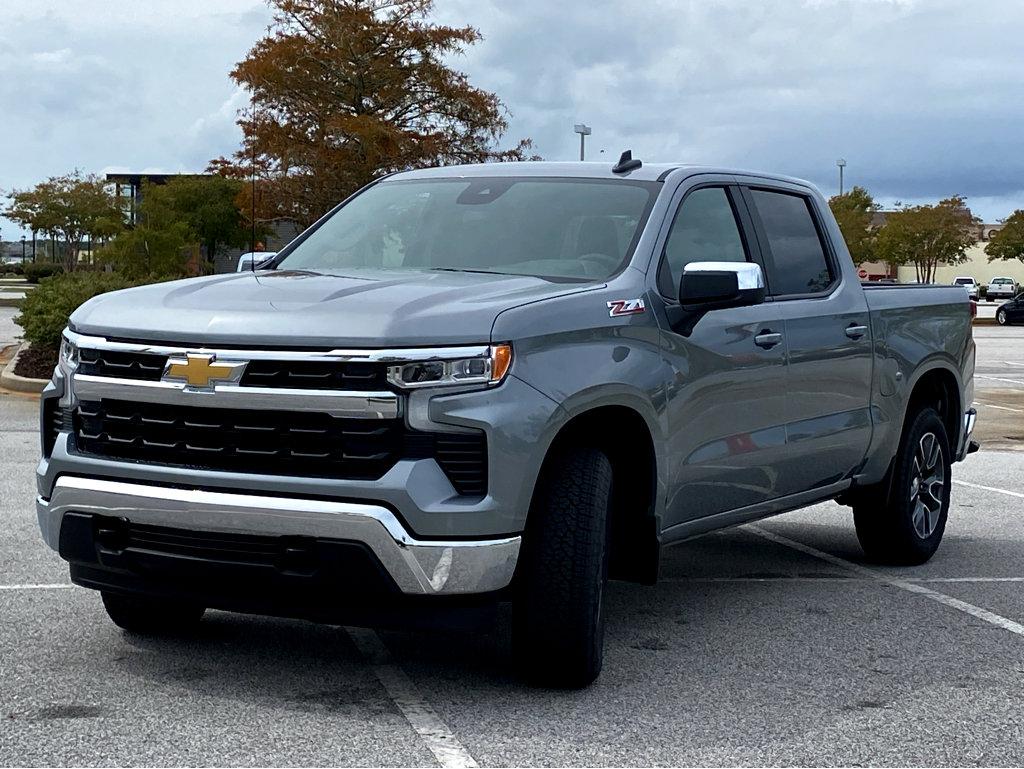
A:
1 0 1022 238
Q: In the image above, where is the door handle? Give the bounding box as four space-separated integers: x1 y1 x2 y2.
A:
754 330 783 349
845 323 868 340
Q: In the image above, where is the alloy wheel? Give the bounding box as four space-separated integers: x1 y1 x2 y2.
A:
909 432 945 539
997 309 1007 325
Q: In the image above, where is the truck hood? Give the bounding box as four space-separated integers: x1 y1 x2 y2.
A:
70 269 599 347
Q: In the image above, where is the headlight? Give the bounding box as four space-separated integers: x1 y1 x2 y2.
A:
386 344 512 389
59 333 79 371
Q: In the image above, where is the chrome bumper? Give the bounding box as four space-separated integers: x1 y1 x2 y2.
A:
956 407 978 461
37 477 520 596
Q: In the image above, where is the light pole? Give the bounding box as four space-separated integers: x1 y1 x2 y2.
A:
21 235 26 265
836 158 847 196
574 124 591 161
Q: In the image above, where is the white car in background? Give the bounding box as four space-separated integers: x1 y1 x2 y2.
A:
986 276 1018 301
952 276 979 300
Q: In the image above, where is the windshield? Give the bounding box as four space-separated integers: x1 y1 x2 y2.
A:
275 177 659 280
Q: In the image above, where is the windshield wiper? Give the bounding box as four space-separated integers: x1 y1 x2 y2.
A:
430 267 510 276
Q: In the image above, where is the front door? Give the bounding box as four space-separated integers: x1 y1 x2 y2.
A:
655 183 792 528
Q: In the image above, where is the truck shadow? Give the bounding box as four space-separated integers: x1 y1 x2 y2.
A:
107 521 891 696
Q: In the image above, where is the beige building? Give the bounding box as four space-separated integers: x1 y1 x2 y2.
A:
858 214 1022 287
895 239 1024 287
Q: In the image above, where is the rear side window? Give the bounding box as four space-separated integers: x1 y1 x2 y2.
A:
660 187 748 294
749 189 833 296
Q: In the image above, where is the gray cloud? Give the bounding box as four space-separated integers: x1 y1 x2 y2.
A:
2 0 1022 238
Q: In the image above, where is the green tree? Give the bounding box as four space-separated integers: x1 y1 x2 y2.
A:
985 210 1024 265
98 182 193 278
210 0 535 227
5 171 124 272
874 196 978 284
828 186 878 266
148 175 251 265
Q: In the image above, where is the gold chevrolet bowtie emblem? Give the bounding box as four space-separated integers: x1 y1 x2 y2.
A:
163 353 244 389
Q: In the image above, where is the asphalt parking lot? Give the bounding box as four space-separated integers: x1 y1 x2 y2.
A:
3 318 1024 766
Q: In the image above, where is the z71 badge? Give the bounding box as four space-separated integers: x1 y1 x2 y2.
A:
607 298 646 317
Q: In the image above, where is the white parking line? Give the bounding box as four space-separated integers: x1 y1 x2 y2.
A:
953 479 1024 499
0 583 75 591
345 626 478 769
663 576 1024 583
975 374 1024 385
747 525 1024 638
975 402 1024 413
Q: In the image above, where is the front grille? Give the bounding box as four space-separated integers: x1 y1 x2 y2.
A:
78 349 166 380
75 348 391 390
42 400 64 457
73 400 487 495
240 360 388 390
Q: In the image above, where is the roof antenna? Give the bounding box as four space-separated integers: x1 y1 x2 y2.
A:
612 149 642 174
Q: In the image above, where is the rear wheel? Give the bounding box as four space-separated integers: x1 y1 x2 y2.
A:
853 407 951 565
997 308 1009 326
101 591 204 635
513 447 612 688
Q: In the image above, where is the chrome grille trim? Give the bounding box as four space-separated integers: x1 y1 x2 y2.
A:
65 329 488 363
71 374 400 419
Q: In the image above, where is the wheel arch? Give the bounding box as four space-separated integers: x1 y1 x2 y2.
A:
902 362 962 453
529 400 662 584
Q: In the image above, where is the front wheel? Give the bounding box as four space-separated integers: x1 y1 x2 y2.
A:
997 308 1009 325
853 407 951 565
513 447 613 688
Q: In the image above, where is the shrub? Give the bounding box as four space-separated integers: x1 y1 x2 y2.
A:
23 261 65 284
3 263 25 276
15 272 147 354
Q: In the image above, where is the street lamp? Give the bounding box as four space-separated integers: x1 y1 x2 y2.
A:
836 158 847 195
20 235 26 264
574 123 592 161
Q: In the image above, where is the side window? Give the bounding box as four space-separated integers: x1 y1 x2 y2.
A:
748 189 833 295
660 187 748 295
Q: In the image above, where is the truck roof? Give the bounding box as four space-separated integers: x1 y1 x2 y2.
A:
388 161 817 188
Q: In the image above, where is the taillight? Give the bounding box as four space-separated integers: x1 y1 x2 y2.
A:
969 300 977 318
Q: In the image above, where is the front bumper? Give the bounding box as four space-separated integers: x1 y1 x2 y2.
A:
38 476 520 596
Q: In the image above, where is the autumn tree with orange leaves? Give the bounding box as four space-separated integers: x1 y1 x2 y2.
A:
211 0 535 227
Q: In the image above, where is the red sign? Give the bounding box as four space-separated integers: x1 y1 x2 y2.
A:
858 268 868 279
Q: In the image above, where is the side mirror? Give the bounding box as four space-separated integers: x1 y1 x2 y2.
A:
679 261 766 311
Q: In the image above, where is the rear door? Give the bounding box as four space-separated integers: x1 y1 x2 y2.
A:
739 183 874 495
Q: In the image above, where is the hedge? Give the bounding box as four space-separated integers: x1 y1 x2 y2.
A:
23 262 65 284
14 272 146 353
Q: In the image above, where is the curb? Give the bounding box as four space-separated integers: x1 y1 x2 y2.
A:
0 296 24 308
0 343 48 393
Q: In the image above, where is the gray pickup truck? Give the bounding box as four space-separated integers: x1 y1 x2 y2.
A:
37 159 977 687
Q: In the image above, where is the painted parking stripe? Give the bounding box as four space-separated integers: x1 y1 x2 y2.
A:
747 525 1024 638
662 576 1024 583
953 479 1024 499
345 626 478 769
975 374 1024 385
974 402 1024 413
0 583 75 591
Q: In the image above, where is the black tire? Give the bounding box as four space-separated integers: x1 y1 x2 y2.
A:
101 591 205 635
854 407 951 565
513 447 613 688
997 308 1009 326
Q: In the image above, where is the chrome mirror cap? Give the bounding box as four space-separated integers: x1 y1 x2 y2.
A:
682 261 765 291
